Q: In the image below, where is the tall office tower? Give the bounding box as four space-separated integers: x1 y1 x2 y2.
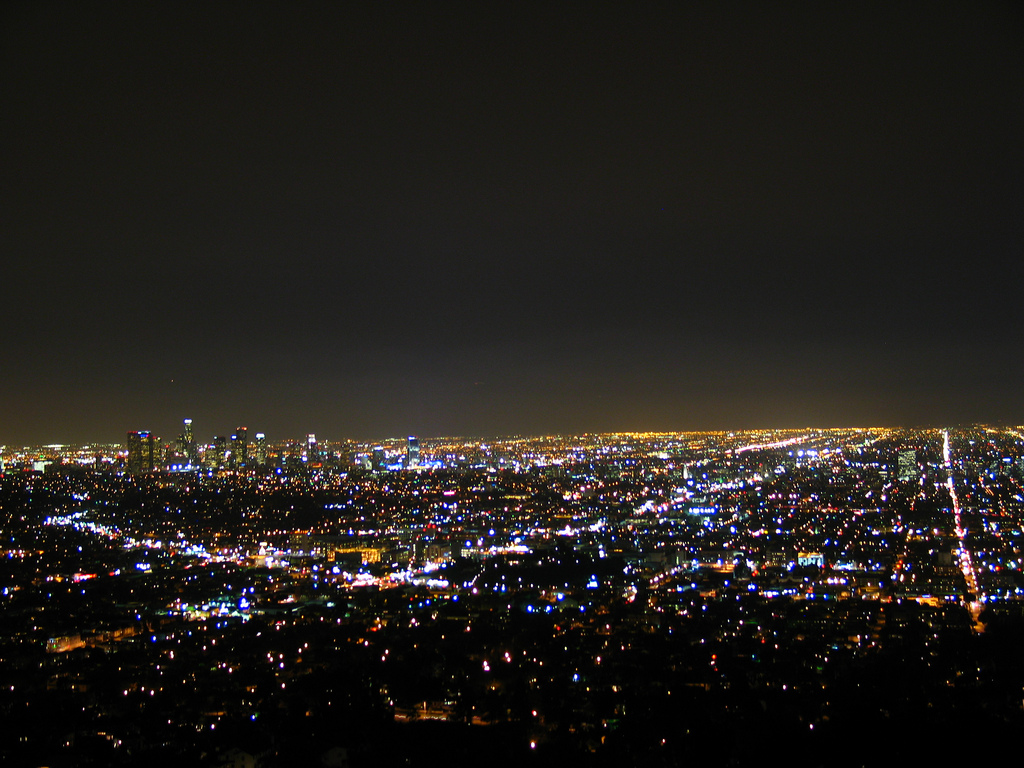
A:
407 436 420 468
306 434 319 464
255 433 267 465
231 427 249 468
183 418 197 464
210 436 228 469
126 430 157 474
897 449 918 482
371 446 385 471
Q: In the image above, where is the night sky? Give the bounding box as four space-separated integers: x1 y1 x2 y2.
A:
3 2 1023 445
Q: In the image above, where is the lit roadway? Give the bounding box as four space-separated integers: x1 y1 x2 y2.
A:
943 430 983 629
734 434 811 455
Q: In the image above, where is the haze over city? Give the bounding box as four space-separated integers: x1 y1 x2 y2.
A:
4 2 1023 445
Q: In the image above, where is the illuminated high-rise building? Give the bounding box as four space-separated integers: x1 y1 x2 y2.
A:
255 433 267 465
183 418 197 464
371 446 385 471
407 436 420 468
209 436 228 469
897 449 917 482
306 434 319 464
231 427 249 468
126 430 158 474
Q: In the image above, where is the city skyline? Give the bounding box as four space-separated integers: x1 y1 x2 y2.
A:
6 416 1024 453
4 3 1023 445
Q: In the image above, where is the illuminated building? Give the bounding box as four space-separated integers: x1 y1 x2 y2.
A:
183 418 197 464
231 427 249 468
209 436 227 469
255 432 267 465
407 436 420 468
797 551 825 567
126 430 158 474
897 449 917 482
307 434 319 463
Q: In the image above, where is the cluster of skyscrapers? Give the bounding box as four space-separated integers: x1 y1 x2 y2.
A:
127 419 422 474
127 420 267 473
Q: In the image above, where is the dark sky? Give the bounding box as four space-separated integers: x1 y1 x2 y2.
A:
3 2 1023 445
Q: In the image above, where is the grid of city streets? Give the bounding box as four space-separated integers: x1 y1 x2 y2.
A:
4 426 1024 766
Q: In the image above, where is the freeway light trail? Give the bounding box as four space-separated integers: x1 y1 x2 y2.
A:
943 430 982 626
734 435 810 455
